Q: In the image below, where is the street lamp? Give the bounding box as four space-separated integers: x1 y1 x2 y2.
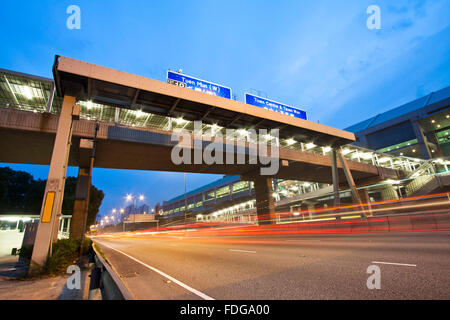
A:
126 194 145 227
120 208 125 232
112 209 117 226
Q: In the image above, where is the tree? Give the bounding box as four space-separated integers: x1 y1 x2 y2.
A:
0 167 104 231
61 177 104 231
0 167 36 213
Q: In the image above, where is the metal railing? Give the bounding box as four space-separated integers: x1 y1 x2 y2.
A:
89 243 134 300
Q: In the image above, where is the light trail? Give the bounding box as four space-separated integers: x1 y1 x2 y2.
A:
94 192 450 240
372 261 417 267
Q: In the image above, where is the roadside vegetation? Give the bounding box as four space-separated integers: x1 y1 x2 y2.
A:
19 238 92 277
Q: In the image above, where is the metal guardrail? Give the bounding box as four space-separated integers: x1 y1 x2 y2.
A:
89 243 134 300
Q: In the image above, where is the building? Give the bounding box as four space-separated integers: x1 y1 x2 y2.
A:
345 86 450 159
159 174 334 222
0 214 71 257
160 175 253 216
158 86 450 222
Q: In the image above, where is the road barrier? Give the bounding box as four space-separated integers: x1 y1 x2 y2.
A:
89 244 134 300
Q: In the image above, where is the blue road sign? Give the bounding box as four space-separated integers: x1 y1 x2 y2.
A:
245 93 307 120
167 71 232 99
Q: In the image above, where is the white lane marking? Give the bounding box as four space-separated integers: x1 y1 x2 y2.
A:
229 249 256 254
96 241 215 300
372 261 417 267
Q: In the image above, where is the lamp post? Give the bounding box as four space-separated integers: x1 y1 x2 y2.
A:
126 194 145 230
112 208 117 227
120 208 125 232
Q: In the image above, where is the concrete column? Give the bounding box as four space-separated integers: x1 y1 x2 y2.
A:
411 120 432 159
30 96 78 270
299 203 309 219
253 177 276 225
336 149 367 218
331 149 340 207
70 166 92 240
357 189 373 217
114 107 120 123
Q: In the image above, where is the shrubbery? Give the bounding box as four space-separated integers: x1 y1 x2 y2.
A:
19 238 92 276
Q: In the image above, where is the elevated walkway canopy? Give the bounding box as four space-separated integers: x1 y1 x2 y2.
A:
52 55 355 147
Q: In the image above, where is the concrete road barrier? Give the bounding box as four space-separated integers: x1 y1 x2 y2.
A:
89 243 134 300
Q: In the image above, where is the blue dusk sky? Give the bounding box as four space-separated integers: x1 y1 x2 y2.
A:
0 0 449 218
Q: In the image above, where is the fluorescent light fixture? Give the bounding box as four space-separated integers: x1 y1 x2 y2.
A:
286 138 296 146
237 129 249 137
361 153 373 160
176 117 186 125
22 86 33 99
386 179 400 185
341 148 352 155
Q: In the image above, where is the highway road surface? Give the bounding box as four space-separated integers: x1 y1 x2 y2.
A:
93 231 450 300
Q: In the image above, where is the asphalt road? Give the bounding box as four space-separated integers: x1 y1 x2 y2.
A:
93 231 450 300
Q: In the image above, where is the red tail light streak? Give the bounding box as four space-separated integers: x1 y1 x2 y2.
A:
96 192 450 241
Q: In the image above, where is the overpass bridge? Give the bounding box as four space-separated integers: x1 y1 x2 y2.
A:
0 57 429 268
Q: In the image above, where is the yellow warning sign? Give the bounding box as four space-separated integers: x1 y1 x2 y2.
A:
42 192 55 223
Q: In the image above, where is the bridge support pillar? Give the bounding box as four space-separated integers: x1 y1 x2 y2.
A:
357 189 373 217
254 177 276 225
336 149 367 218
30 96 79 272
70 148 93 240
70 130 98 245
331 149 340 207
307 204 315 219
